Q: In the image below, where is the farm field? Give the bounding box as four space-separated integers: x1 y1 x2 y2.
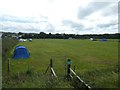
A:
2 39 118 88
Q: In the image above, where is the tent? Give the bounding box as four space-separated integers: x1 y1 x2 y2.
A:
19 39 27 42
90 38 97 41
102 38 107 42
29 38 32 42
13 46 30 59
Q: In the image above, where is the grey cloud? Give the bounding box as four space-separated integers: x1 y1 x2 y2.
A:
0 15 48 23
45 23 55 32
62 20 84 30
97 22 117 28
0 15 55 33
77 2 112 19
0 22 39 33
84 27 93 31
119 2 120 14
0 15 34 23
101 3 118 16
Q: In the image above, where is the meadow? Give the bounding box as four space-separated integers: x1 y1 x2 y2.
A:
2 39 119 88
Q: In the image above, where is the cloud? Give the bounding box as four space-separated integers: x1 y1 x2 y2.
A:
45 23 55 32
0 15 48 23
62 20 84 30
0 1 118 34
0 15 33 23
77 2 113 19
97 22 117 28
0 14 55 33
101 3 118 16
94 20 118 34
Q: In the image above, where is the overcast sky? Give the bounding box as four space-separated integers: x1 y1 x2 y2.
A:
0 0 119 34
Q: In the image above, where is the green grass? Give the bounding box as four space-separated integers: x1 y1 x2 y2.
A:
2 39 119 88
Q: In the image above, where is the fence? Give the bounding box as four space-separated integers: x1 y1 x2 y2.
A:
44 58 91 89
7 57 91 88
45 59 57 78
66 58 91 89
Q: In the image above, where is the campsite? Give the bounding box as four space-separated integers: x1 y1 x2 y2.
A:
0 0 119 88
2 38 118 88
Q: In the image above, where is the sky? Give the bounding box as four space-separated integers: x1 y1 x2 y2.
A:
0 0 119 34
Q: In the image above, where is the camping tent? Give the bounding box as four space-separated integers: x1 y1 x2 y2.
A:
13 46 30 59
29 38 32 42
19 39 27 42
102 38 107 42
90 38 97 41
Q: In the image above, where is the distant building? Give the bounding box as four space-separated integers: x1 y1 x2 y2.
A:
68 37 73 40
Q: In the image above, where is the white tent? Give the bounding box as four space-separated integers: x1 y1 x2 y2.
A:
19 39 27 42
90 38 93 41
90 38 97 41
29 38 32 42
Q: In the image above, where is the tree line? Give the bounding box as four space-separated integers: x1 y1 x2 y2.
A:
1 32 120 39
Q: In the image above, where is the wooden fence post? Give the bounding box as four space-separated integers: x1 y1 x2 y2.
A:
50 59 52 75
45 58 57 77
67 63 70 79
67 59 72 80
8 58 10 74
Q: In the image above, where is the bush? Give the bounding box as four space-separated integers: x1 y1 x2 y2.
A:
2 37 18 61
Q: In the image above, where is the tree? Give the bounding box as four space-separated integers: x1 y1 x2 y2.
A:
39 32 47 38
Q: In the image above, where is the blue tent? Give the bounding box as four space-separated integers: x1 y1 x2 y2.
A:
102 38 107 42
13 46 30 59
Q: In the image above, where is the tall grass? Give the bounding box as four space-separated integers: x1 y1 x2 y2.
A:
2 37 18 61
2 37 19 88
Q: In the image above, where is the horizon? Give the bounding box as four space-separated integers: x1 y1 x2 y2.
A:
1 31 119 35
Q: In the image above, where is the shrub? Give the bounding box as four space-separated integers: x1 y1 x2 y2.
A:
2 37 18 61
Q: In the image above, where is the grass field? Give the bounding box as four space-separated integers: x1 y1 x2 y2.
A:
2 39 118 88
